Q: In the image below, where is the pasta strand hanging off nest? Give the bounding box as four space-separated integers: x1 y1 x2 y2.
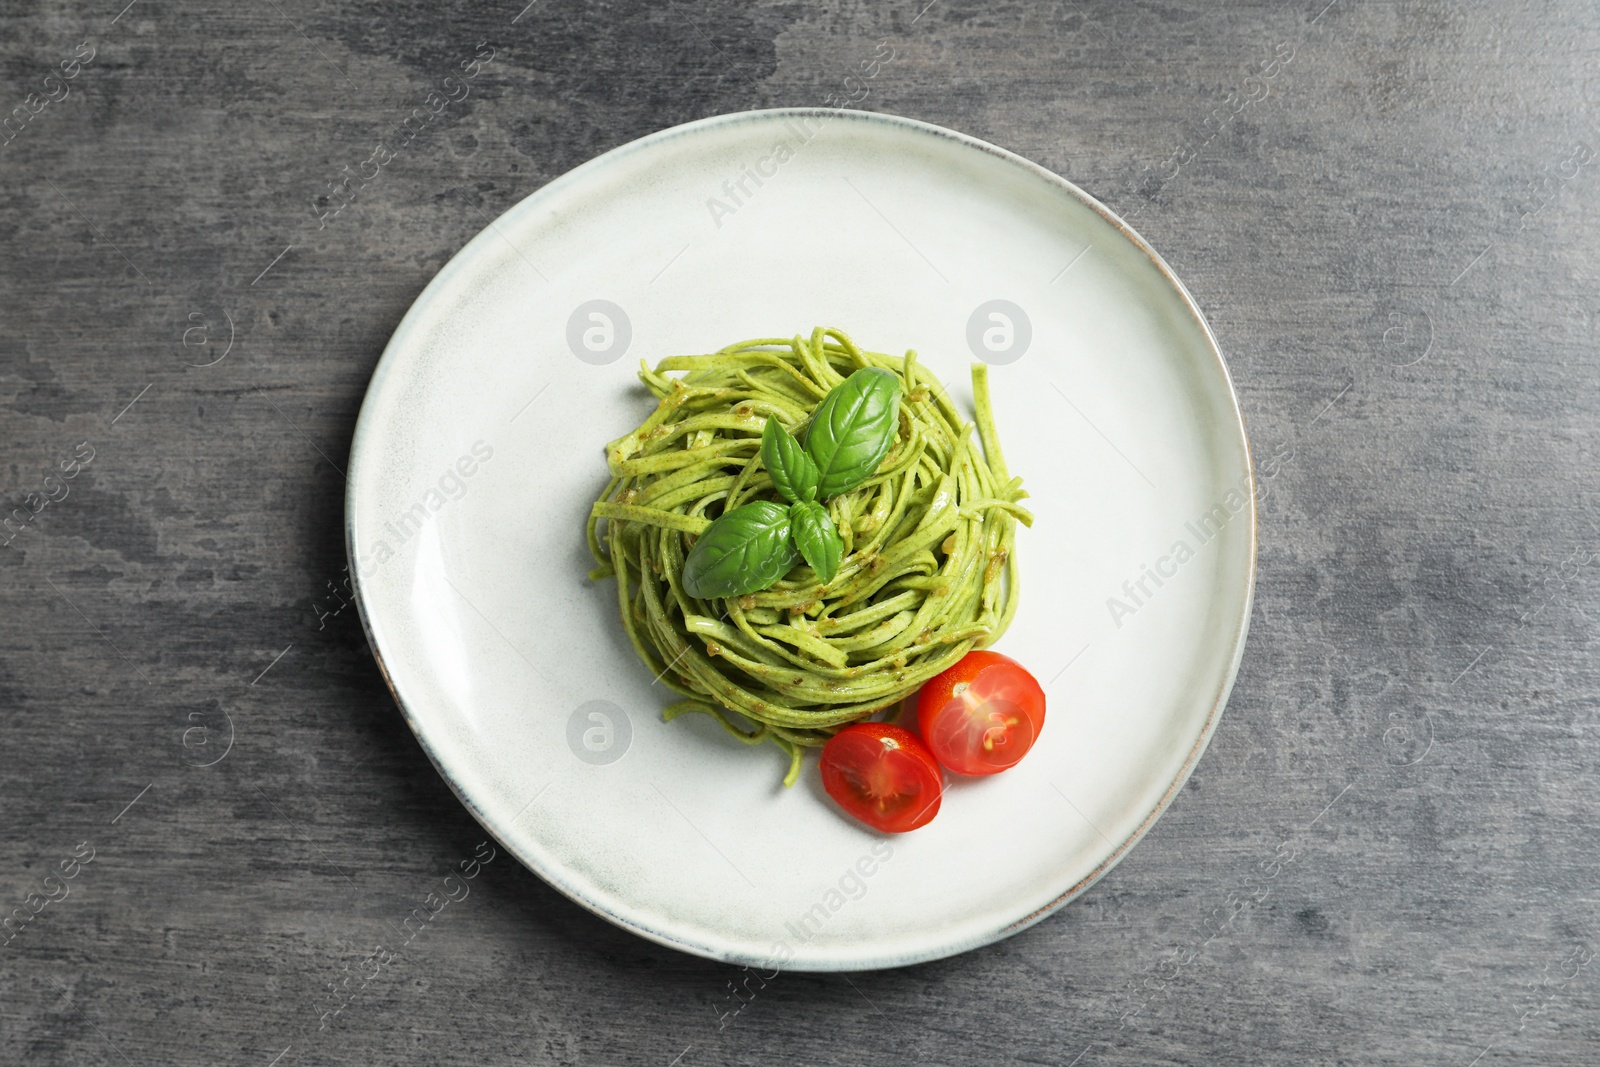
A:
587 327 1031 784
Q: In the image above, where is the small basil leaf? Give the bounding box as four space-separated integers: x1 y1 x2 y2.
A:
789 500 843 585
760 417 819 504
805 366 901 499
680 500 800 599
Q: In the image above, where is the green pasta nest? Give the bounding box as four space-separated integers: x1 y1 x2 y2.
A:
587 327 1032 783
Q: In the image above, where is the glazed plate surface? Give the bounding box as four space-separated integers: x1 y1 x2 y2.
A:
346 108 1256 970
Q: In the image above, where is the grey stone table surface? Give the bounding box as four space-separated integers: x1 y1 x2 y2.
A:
3 0 1598 1064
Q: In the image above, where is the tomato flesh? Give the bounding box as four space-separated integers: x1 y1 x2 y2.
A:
916 650 1046 775
820 723 943 833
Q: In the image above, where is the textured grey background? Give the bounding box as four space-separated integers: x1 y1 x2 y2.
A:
3 0 1599 1064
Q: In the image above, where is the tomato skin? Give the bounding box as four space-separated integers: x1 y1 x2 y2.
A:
819 723 943 833
916 650 1046 776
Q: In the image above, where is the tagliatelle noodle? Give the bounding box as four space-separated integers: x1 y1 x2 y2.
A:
587 328 1031 784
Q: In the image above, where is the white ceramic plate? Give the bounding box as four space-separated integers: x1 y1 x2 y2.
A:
346 108 1255 971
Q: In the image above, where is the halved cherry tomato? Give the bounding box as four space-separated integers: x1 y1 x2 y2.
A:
819 722 943 833
916 650 1046 776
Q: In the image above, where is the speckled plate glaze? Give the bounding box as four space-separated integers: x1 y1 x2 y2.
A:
346 108 1255 971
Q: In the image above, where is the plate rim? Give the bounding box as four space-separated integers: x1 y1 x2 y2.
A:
345 106 1258 971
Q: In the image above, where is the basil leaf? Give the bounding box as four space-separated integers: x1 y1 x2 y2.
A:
680 500 800 599
760 417 819 504
805 367 901 499
789 500 843 585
